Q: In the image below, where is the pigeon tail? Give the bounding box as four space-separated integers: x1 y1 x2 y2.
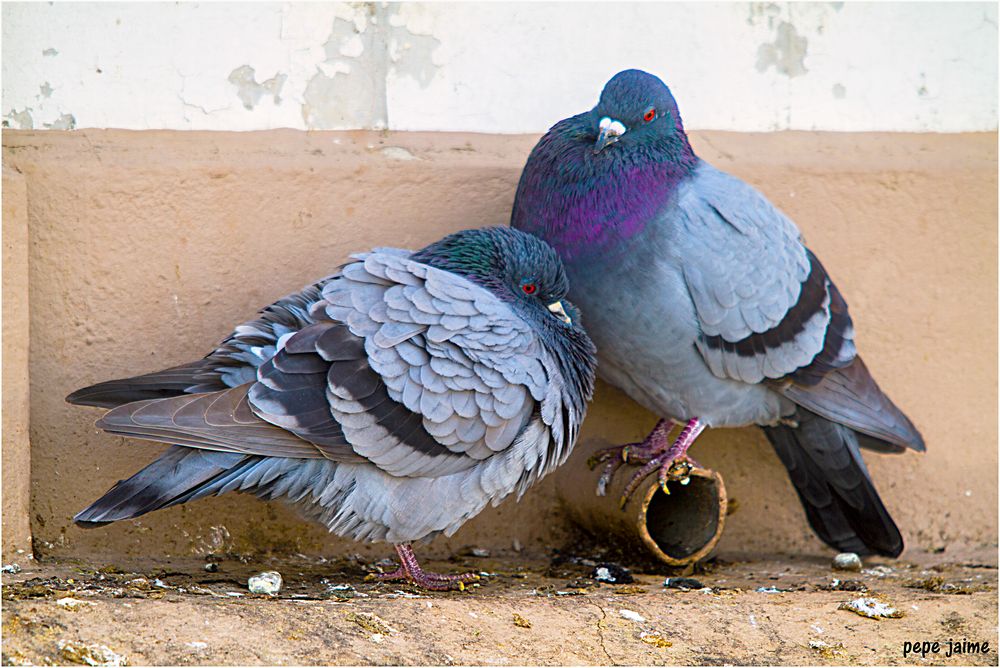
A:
66 361 216 409
764 409 903 557
74 446 252 526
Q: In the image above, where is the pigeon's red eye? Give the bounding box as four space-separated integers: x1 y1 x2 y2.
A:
643 108 656 122
522 283 537 295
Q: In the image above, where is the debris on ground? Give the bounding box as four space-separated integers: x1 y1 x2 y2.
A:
346 611 394 635
613 585 646 595
57 640 128 666
809 639 846 658
2 563 23 574
323 581 368 600
639 630 672 648
55 597 94 611
1 553 995 665
905 575 984 594
512 613 532 628
203 563 218 573
663 577 704 590
838 596 903 619
818 578 868 592
832 552 862 572
755 586 787 594
247 571 282 596
591 563 633 584
861 565 894 577
619 609 645 623
940 611 966 632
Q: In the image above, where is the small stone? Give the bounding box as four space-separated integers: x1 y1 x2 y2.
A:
1 563 22 574
471 548 490 558
832 552 862 572
203 563 218 573
247 571 282 595
512 613 532 628
592 563 633 584
755 586 786 594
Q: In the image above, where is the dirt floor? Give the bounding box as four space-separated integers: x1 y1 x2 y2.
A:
2 547 997 666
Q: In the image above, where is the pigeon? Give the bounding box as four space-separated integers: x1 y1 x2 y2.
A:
511 69 924 557
68 227 596 589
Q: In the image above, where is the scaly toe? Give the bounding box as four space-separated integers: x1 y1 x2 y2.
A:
596 457 624 497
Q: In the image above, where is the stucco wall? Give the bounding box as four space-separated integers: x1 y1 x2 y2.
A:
2 165 32 561
3 2 997 133
3 129 996 561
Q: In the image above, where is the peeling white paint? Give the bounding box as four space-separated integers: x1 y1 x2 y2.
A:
2 2 996 132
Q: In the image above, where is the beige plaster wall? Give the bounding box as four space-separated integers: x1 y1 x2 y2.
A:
2 129 996 562
2 165 32 560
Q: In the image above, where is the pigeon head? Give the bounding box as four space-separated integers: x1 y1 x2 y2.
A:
510 69 697 260
412 227 596 413
591 69 688 157
411 226 580 327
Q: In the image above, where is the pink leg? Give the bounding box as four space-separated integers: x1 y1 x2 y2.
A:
371 544 480 591
617 418 705 506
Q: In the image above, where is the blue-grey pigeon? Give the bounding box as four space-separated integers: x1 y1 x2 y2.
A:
69 227 596 589
511 69 924 557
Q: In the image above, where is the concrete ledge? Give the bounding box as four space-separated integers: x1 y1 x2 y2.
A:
2 129 996 561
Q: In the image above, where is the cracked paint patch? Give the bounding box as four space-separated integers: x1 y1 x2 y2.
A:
832 83 846 99
756 21 808 77
3 108 34 129
228 65 287 111
301 2 441 130
386 4 442 87
42 47 59 57
39 82 54 98
44 114 77 130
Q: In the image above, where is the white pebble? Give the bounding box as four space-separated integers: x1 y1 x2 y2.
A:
248 571 283 595
619 609 645 623
832 552 862 572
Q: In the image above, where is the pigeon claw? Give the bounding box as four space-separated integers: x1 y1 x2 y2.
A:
373 544 481 591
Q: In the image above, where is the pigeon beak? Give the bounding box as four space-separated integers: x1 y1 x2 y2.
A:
593 117 626 154
547 301 572 325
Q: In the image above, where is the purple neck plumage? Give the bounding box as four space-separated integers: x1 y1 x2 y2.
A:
512 124 698 262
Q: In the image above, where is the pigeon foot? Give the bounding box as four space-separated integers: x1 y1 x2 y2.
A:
617 418 706 507
369 544 480 591
588 418 677 496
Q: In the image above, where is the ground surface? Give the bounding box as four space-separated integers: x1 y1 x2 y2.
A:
2 548 996 666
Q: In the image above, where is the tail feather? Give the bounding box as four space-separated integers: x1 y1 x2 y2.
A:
782 356 925 453
66 361 222 409
74 446 250 526
764 409 903 557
